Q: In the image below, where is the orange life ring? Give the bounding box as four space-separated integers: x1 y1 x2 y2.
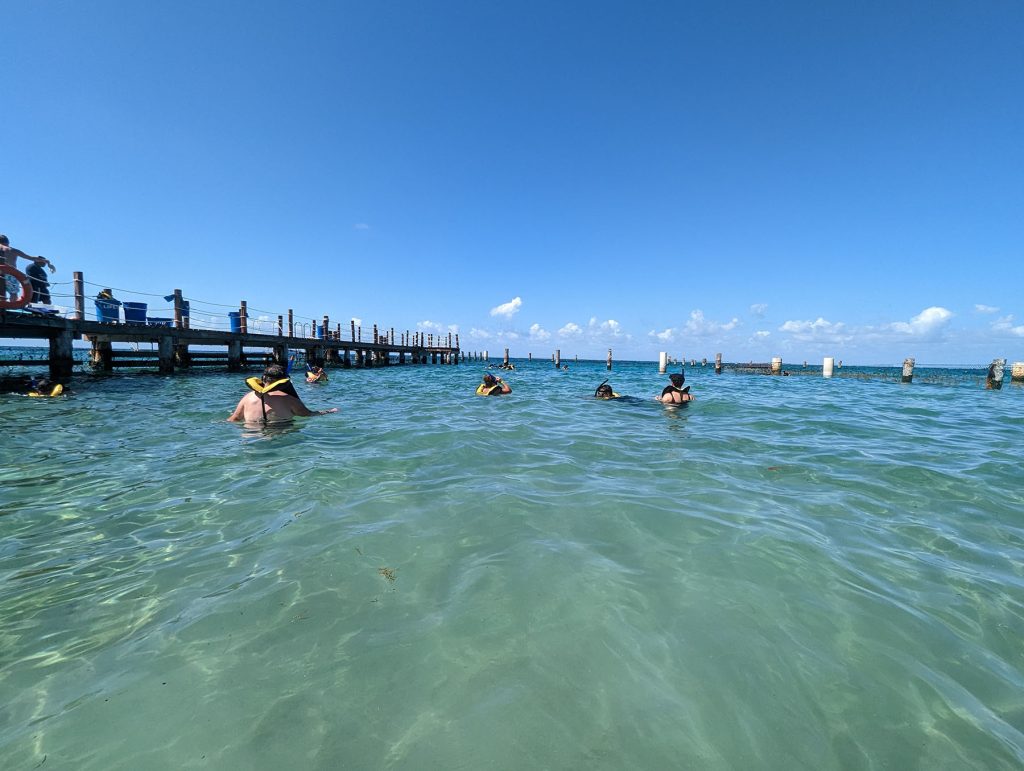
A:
0 265 33 310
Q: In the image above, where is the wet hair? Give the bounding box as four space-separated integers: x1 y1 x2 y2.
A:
482 374 496 385
669 373 685 387
0 234 8 246
263 364 287 383
595 383 614 397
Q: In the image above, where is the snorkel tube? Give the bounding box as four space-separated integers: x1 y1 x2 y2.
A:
594 379 609 397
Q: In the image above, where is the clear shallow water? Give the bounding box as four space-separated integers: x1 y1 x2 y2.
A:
1 359 1023 770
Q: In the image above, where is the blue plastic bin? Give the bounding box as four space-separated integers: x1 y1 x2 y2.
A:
123 301 148 323
228 311 242 333
95 300 120 323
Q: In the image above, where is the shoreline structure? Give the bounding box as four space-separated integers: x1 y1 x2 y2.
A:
0 268 1020 389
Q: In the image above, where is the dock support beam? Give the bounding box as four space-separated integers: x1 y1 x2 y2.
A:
91 340 113 371
49 330 75 381
73 272 85 320
158 336 174 374
227 340 243 371
1011 362 1024 383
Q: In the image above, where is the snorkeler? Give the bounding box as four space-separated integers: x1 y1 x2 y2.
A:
306 359 328 383
229 364 338 424
27 377 64 397
659 373 694 405
476 373 511 396
594 380 620 399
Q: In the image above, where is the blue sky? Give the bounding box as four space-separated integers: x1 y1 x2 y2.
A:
3 0 1022 364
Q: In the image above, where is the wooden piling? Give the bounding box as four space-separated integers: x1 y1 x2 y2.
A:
607 348 612 371
239 301 248 335
504 348 510 366
1012 362 1024 383
73 272 85 320
901 357 915 383
288 309 294 337
715 353 722 374
323 315 329 341
173 289 184 329
555 349 561 368
278 315 284 336
986 358 1007 390
351 320 356 342
373 324 378 344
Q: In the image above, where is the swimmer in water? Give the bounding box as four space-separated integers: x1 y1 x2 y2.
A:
658 373 694 405
229 364 338 424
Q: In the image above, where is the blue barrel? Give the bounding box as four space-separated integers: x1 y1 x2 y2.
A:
95 300 120 323
123 301 147 323
228 311 241 333
315 324 324 339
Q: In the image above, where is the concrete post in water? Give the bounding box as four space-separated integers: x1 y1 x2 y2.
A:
555 349 561 368
239 301 248 335
702 357 707 367
901 357 915 383
659 352 667 373
607 348 612 371
823 356 834 378
986 358 1007 390
49 330 75 380
771 356 782 375
73 272 85 320
158 335 174 374
503 348 509 366
484 350 488 361
715 353 722 375
227 340 242 371
1010 361 1024 383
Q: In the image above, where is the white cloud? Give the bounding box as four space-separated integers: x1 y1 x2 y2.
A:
490 296 523 317
351 317 362 326
685 310 740 335
975 304 999 314
755 330 770 338
469 327 491 339
993 315 1024 337
884 306 953 336
779 317 851 343
353 223 370 230
649 328 676 342
558 322 582 338
750 303 768 317
529 323 551 341
447 324 459 334
417 320 442 331
588 317 626 337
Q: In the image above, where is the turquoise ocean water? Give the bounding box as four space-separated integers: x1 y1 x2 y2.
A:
2 354 1023 769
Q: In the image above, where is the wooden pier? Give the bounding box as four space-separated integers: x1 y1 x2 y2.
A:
0 272 460 381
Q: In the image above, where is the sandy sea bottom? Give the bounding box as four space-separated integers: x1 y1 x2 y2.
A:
1 359 1023 769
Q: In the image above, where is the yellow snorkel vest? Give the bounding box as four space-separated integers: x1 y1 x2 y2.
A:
28 384 63 397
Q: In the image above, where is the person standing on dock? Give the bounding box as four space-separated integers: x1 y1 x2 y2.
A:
228 364 338 424
658 373 694 405
25 257 52 304
1 234 54 302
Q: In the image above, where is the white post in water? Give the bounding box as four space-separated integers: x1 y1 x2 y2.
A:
771 356 782 375
659 351 668 373
555 349 561 368
822 356 834 378
484 350 488 362
503 348 509 366
607 348 612 371
902 357 915 384
1011 362 1024 383
986 358 1007 390
715 353 722 375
